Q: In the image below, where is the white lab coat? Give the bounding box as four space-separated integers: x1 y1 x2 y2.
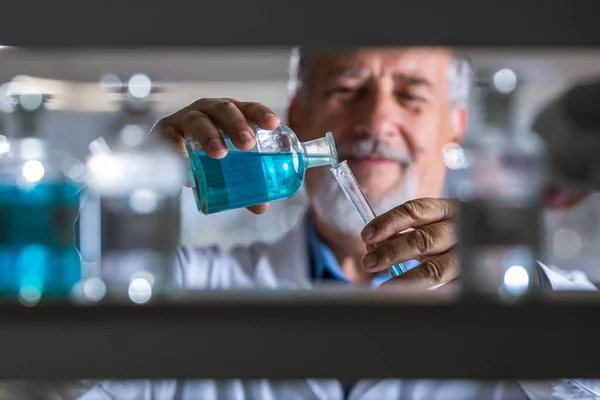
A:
76 216 599 400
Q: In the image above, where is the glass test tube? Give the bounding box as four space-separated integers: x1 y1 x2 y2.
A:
330 161 408 277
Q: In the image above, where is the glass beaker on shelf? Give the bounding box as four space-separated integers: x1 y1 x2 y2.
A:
0 93 86 302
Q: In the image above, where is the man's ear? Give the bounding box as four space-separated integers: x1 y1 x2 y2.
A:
450 106 468 144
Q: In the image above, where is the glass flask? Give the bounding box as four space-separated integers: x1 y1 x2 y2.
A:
85 124 187 302
444 128 548 300
185 124 338 214
0 100 86 302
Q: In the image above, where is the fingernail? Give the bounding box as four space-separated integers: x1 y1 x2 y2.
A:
362 253 377 269
209 140 226 152
239 131 254 143
362 226 376 241
263 113 277 120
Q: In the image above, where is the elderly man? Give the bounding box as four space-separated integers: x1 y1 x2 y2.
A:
77 47 595 399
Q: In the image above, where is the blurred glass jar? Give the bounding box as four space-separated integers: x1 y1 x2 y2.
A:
85 125 187 303
0 135 87 303
444 128 548 300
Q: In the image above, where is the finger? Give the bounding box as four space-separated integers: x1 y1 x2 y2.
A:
365 229 413 252
361 220 457 273
180 110 228 159
365 243 377 252
234 100 281 130
380 250 459 290
247 204 270 214
365 231 406 252
202 99 257 151
361 198 458 244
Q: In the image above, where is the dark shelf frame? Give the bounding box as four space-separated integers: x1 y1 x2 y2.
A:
0 290 599 380
0 1 599 47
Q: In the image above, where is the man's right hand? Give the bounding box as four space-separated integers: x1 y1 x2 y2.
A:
150 97 281 214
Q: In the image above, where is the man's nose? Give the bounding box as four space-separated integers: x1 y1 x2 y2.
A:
351 87 402 140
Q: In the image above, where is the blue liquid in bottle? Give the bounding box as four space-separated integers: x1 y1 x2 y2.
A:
186 126 337 214
0 181 82 298
188 150 306 214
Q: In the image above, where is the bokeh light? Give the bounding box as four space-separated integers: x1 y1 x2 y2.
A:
128 74 152 99
492 68 518 94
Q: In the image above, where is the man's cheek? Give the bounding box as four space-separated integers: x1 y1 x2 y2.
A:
421 154 444 175
363 170 402 194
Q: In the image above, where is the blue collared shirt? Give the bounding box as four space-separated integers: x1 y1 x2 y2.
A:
305 217 548 398
306 217 420 287
306 217 551 289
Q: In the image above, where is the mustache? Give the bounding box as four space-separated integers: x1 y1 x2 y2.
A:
337 139 413 164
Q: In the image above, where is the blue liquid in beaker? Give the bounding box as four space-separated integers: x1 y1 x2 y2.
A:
188 150 306 214
0 181 82 298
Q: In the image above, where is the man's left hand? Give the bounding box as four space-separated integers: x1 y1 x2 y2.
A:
360 198 459 289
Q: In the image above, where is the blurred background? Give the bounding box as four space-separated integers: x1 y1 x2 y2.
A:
1 46 599 281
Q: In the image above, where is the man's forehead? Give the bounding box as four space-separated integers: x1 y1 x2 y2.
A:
313 47 451 79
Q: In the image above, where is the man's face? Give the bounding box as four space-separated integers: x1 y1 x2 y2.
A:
289 48 467 207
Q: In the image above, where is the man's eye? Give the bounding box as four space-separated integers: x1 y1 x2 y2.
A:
332 86 358 93
397 92 424 102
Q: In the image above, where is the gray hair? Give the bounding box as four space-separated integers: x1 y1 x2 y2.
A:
287 47 473 108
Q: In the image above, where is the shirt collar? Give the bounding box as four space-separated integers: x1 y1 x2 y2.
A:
305 216 395 289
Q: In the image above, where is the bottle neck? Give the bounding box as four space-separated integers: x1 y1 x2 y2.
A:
301 132 338 169
10 95 49 139
13 108 40 139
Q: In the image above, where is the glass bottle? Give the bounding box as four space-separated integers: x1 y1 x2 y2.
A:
0 94 86 303
185 125 338 214
444 127 548 300
85 94 186 303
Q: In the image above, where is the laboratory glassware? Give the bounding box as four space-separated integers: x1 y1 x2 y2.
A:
86 122 187 302
185 124 337 214
445 128 548 300
329 160 408 278
0 94 85 302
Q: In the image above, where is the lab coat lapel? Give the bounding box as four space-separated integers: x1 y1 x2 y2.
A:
257 213 313 288
259 214 346 399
